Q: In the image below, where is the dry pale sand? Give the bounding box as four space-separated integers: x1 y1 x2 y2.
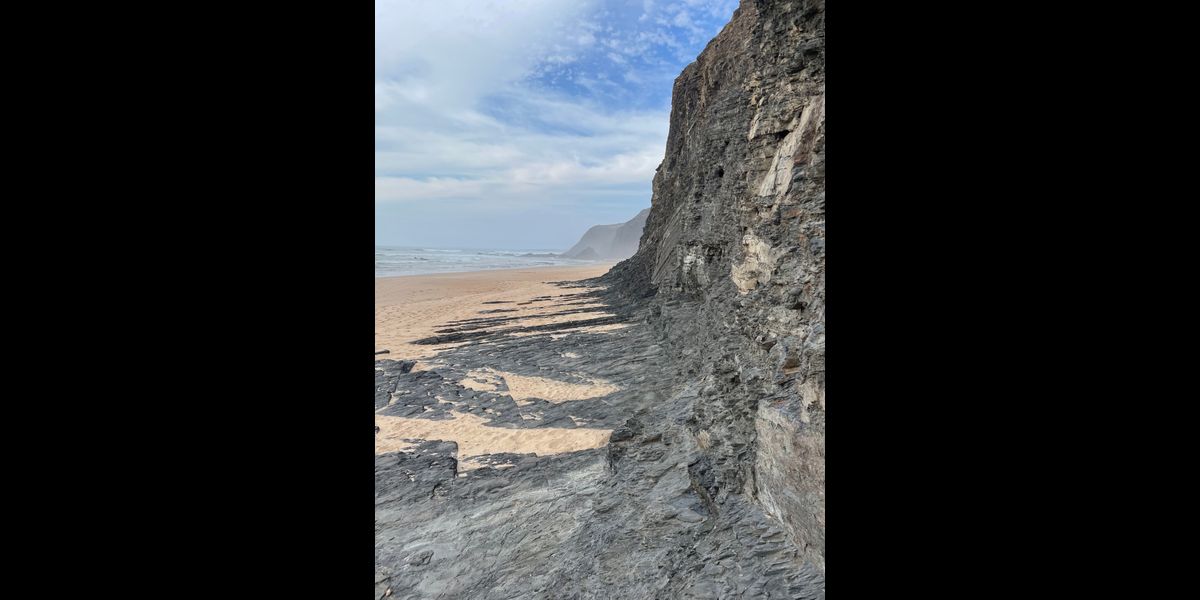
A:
375 413 613 472
376 264 620 469
375 264 614 361
462 368 619 405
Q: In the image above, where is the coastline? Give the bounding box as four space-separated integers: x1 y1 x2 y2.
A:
375 260 607 280
374 0 824 594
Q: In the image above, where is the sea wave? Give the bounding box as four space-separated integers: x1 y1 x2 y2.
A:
374 246 596 277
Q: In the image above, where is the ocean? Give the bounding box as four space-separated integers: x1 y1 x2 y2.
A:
375 246 599 278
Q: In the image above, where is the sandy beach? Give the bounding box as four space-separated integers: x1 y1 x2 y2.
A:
375 264 622 469
375 264 615 362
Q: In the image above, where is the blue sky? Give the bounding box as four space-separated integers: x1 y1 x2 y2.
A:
375 0 739 249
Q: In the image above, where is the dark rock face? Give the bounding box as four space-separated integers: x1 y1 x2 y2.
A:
603 0 826 571
561 208 650 260
375 1 825 597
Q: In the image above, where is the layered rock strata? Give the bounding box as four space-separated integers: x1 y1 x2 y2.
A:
375 1 825 596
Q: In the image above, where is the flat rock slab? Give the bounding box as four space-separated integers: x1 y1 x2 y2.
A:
375 279 823 598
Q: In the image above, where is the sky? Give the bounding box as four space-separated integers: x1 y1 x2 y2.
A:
375 0 739 250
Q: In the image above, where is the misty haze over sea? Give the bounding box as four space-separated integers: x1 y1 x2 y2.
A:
375 246 599 278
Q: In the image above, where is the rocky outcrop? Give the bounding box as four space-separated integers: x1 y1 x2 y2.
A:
376 282 824 599
604 0 826 571
375 1 825 596
561 208 650 261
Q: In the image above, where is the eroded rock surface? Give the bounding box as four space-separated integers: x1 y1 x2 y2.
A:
604 0 826 571
376 1 825 597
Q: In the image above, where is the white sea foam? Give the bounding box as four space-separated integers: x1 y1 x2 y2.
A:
374 246 597 277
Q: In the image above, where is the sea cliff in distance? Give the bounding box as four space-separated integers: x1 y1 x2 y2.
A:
375 209 649 277
560 208 650 261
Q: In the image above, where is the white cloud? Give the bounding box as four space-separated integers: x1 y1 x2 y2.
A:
375 0 597 110
374 0 669 211
375 94 667 207
374 0 737 247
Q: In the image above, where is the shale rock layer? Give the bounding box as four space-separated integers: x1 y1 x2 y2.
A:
603 0 826 571
375 1 825 597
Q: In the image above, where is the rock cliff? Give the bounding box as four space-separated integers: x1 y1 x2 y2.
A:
561 208 650 261
604 0 826 570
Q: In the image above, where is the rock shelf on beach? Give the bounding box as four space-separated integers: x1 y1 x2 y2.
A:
375 1 824 597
